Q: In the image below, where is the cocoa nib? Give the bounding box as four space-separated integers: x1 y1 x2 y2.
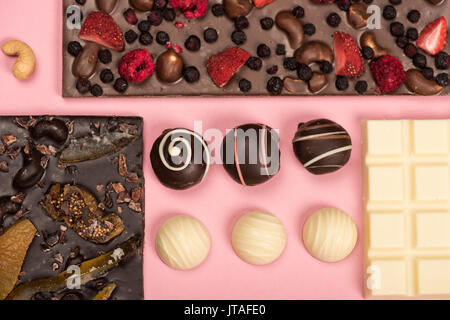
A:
119 122 138 135
119 153 128 177
7 147 21 160
131 187 143 202
112 182 125 194
117 191 131 204
11 192 26 204
0 161 8 172
14 116 37 130
126 172 139 183
2 134 17 147
128 201 142 213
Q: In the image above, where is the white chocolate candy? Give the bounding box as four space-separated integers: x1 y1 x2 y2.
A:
232 211 286 265
303 208 357 263
156 215 211 270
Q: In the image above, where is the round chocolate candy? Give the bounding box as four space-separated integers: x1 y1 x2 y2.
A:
156 49 184 83
232 210 286 265
303 208 357 262
221 124 280 186
292 119 352 175
156 215 211 270
150 128 211 190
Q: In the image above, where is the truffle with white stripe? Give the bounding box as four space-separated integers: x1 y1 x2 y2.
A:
150 128 211 190
292 119 352 175
221 124 280 186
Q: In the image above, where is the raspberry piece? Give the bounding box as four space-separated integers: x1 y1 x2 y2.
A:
169 0 208 19
119 49 155 83
369 55 406 93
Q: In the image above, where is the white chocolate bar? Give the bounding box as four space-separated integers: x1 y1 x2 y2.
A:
362 120 450 299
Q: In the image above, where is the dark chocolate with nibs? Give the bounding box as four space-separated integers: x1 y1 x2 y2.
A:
0 116 144 300
63 0 449 96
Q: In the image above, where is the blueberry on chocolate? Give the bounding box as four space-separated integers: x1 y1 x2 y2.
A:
234 16 249 30
239 78 252 92
185 35 201 51
139 32 153 45
204 28 218 43
257 44 271 58
383 5 397 20
335 76 349 91
267 77 283 95
114 77 129 93
125 30 138 43
100 69 114 83
183 66 200 83
138 20 151 32
67 41 83 57
231 30 247 45
76 78 91 94
90 84 103 96
98 49 112 64
326 12 341 27
156 31 170 45
260 17 274 30
246 57 262 71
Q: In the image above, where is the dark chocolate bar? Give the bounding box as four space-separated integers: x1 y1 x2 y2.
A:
0 116 144 300
62 0 449 97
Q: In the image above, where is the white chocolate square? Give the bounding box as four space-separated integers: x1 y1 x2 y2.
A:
369 259 407 296
370 213 405 249
417 259 450 295
367 120 404 155
368 166 404 201
413 120 449 155
414 165 449 201
416 212 450 248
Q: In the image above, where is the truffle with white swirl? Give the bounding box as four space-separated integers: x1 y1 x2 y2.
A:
150 128 211 190
292 119 352 175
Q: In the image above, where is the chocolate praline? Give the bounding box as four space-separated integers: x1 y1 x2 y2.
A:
221 124 280 186
292 119 352 175
150 128 211 190
156 50 184 83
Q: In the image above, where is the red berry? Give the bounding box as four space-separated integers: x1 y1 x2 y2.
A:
369 55 406 93
119 49 154 83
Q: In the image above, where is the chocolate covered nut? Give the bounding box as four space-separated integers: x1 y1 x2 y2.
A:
275 11 304 49
13 148 45 190
427 0 444 4
72 42 100 79
223 0 253 19
96 0 118 13
31 119 69 144
347 3 370 29
156 50 184 83
308 72 328 93
405 69 443 96
360 31 390 59
283 77 306 93
294 41 333 66
129 0 154 11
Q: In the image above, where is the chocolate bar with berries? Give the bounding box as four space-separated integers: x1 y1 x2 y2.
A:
63 0 449 96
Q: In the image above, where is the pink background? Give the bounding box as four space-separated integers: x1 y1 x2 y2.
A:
1 0 449 300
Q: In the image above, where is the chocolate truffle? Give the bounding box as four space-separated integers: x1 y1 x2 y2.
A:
292 119 352 175
156 215 211 270
221 124 280 186
303 208 357 263
156 49 184 83
232 210 286 265
150 128 211 190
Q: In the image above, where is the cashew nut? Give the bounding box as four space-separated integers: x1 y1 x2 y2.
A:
2 40 36 80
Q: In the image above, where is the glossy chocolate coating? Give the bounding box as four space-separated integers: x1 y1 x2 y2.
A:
275 11 304 49
63 0 449 96
293 119 352 175
96 0 118 13
72 42 100 79
405 69 443 95
0 116 144 300
150 128 210 190
224 0 253 19
129 0 154 11
221 124 280 186
360 31 390 59
294 41 333 65
283 77 306 93
308 72 328 93
347 3 369 29
156 50 184 83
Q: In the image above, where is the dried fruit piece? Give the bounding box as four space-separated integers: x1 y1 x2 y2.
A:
93 282 117 300
0 219 36 300
207 47 251 87
41 184 124 244
333 31 365 77
60 132 138 163
6 236 140 300
79 11 124 51
417 16 447 55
